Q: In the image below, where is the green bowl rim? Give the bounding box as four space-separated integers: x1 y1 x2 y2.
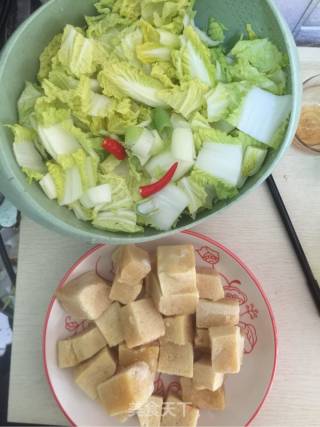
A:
0 0 302 244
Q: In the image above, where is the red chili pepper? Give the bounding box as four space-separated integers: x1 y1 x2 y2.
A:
102 138 127 160
140 162 178 198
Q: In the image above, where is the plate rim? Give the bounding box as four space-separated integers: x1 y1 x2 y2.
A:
42 230 278 427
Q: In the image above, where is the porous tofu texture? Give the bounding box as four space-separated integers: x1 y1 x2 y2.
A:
72 325 106 363
119 342 160 373
157 245 197 295
209 325 243 374
163 315 194 345
180 378 225 410
196 298 240 328
97 362 154 416
73 347 116 400
161 394 199 427
120 299 165 348
158 341 193 378
196 267 224 301
110 274 143 305
114 245 151 284
137 395 163 427
193 357 224 392
57 338 78 368
194 329 211 353
146 272 199 316
95 302 124 347
56 271 111 320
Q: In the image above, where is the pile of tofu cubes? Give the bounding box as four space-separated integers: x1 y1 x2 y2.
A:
57 244 244 427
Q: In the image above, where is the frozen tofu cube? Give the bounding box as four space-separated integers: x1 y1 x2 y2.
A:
120 299 165 348
95 302 124 347
137 395 163 427
147 272 199 316
161 394 199 427
193 357 224 392
163 315 193 345
158 341 193 378
119 342 160 373
74 347 116 400
114 245 151 284
209 325 243 373
57 338 79 368
157 245 197 295
180 378 225 410
72 324 106 363
56 271 111 320
196 298 240 328
97 362 154 416
196 267 224 301
194 329 211 353
110 274 143 305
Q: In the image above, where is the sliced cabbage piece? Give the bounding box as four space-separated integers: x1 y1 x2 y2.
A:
71 201 93 221
60 166 83 206
125 127 164 165
181 26 216 86
145 184 189 231
171 127 195 162
196 142 244 187
38 122 81 160
136 42 172 63
80 184 112 208
98 62 166 107
145 150 193 181
58 25 97 77
178 176 210 217
92 209 143 233
158 81 208 119
18 82 42 127
230 87 292 145
206 82 250 123
242 146 268 177
39 173 57 200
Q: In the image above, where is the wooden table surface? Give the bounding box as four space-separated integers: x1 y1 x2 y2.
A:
8 48 320 426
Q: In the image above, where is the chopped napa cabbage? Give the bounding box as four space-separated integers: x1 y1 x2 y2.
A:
18 82 42 127
136 42 172 63
242 146 268 177
231 38 287 75
150 62 177 88
46 162 65 203
151 107 173 139
144 184 189 231
206 82 250 123
80 184 112 208
71 201 94 221
178 176 210 217
92 209 143 233
98 62 166 107
145 150 193 181
208 18 227 42
196 141 244 187
158 80 208 119
229 87 292 145
171 127 195 162
60 166 83 206
39 173 57 200
38 33 62 81
58 25 98 77
113 0 141 21
125 126 164 165
10 125 46 181
180 25 216 86
98 173 133 210
191 168 239 201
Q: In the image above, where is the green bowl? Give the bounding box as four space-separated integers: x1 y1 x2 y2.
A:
0 0 301 244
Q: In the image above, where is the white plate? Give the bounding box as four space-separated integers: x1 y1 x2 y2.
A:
43 230 277 426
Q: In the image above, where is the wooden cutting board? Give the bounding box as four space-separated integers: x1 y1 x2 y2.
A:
8 47 320 426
